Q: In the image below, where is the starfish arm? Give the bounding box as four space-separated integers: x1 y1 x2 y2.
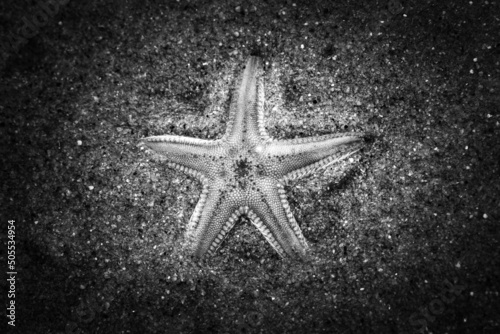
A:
224 57 270 144
140 135 221 179
184 182 243 258
247 180 310 259
264 132 365 180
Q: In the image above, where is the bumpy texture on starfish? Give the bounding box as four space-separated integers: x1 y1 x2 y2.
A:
140 57 365 260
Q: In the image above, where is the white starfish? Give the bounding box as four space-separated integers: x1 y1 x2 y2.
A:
140 57 366 260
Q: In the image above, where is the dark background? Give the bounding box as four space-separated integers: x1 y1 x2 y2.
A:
1 0 499 333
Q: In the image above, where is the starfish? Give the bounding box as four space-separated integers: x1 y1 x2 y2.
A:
140 57 366 260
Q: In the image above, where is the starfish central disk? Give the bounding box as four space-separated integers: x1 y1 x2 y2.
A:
140 57 365 260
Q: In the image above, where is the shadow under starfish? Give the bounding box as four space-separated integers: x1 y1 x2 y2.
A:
139 57 368 261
